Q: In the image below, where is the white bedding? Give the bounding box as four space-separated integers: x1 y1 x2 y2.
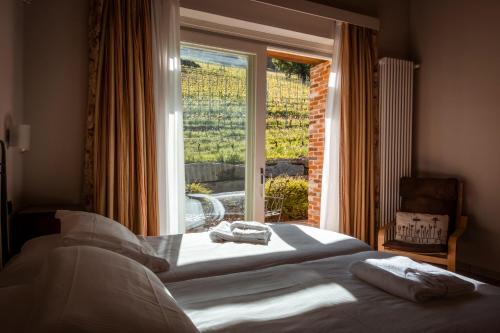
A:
0 284 34 332
146 223 370 282
29 246 199 333
166 251 500 333
0 234 61 287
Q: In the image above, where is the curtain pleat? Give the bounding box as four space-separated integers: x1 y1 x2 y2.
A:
319 21 344 232
151 0 185 235
85 0 159 236
339 24 378 247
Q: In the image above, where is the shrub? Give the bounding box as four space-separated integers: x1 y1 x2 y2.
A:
185 182 212 194
265 175 308 220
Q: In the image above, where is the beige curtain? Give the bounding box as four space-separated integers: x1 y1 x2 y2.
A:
339 24 378 247
84 0 159 236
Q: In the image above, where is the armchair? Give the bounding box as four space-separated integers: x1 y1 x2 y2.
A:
378 177 467 272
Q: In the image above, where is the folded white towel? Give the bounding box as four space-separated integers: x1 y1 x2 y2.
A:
232 228 272 244
349 256 475 302
230 221 271 232
209 221 272 245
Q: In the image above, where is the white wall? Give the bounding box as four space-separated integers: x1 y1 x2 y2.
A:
410 0 500 275
0 0 24 209
22 0 88 207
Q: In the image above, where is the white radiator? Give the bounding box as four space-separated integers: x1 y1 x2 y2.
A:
378 57 414 226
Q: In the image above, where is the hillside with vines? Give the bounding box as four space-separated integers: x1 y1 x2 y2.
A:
182 61 310 164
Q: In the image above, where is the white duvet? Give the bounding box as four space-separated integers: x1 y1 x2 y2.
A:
166 251 500 333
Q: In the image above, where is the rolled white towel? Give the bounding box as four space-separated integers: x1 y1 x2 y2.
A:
350 256 475 302
209 221 234 243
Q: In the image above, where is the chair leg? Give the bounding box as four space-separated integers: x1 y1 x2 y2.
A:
447 256 456 272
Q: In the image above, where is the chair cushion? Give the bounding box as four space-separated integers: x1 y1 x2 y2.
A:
394 211 449 244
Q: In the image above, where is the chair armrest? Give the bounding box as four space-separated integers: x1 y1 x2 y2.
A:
448 216 468 255
378 222 395 251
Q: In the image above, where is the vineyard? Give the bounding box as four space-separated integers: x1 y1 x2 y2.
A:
181 57 310 164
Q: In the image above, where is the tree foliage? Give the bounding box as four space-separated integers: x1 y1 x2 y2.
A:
267 58 311 83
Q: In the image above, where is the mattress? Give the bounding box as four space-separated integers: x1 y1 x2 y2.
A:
2 224 369 285
166 251 500 333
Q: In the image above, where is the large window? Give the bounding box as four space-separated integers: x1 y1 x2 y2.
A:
179 30 326 232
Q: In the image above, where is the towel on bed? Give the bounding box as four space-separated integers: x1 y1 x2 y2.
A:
349 256 475 302
209 221 272 245
230 221 271 232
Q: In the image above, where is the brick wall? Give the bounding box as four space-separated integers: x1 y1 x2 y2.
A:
307 61 331 227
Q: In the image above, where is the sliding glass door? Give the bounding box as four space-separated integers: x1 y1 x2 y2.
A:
180 30 266 232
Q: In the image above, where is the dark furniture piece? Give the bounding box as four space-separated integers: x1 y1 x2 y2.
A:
378 177 468 272
11 207 63 256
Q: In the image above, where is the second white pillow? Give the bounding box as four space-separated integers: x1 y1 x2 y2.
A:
56 210 169 273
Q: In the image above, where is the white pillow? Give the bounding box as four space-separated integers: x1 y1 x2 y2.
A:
395 211 449 245
56 210 169 273
29 246 199 333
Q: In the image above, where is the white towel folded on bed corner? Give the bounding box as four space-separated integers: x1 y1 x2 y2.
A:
209 221 272 245
349 256 475 302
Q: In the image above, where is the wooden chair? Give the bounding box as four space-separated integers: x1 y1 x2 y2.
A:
378 177 468 272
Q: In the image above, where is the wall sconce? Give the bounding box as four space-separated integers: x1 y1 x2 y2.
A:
7 124 31 153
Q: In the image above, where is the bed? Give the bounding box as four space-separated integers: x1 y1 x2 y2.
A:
1 221 369 284
3 211 498 332
3 246 499 333
147 223 370 282
166 251 500 332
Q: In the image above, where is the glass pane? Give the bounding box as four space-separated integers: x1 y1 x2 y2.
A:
265 56 311 223
181 45 248 232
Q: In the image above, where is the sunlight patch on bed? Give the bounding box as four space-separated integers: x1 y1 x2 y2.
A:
291 224 354 245
174 233 297 266
186 283 357 330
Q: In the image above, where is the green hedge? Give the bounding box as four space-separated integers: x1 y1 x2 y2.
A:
265 175 308 220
